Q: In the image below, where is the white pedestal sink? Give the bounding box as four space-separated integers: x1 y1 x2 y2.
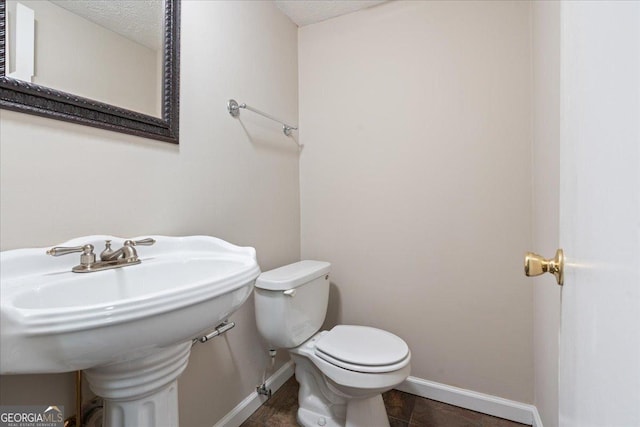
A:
0 235 260 427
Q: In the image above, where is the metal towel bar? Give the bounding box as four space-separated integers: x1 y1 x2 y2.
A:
227 99 298 136
192 320 235 345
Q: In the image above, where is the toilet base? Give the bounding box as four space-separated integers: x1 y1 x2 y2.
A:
345 394 390 427
296 392 390 427
291 351 392 427
292 352 347 426
298 407 342 427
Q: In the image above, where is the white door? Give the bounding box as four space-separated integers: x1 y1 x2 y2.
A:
559 2 640 426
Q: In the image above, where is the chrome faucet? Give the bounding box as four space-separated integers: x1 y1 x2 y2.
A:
100 238 155 262
47 238 156 273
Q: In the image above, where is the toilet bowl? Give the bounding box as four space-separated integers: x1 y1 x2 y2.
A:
254 261 411 427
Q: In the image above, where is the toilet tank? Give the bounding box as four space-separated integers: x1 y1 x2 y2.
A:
254 261 331 349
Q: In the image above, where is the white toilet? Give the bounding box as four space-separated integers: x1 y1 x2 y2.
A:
254 260 411 427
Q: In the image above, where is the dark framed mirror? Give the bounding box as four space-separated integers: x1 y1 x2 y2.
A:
0 0 180 144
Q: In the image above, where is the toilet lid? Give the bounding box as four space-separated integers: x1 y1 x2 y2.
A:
314 325 410 373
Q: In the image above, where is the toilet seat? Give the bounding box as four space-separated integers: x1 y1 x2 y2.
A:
314 325 410 373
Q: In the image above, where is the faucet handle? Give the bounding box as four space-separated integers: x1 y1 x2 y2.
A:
46 244 96 267
125 238 156 247
47 244 94 257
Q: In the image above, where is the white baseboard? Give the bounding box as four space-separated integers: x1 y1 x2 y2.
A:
531 406 544 427
213 365 544 427
396 376 539 426
212 360 295 427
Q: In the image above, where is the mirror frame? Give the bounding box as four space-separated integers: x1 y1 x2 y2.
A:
0 0 180 144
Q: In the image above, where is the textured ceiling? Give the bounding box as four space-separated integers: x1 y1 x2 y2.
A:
275 0 388 27
47 1 387 50
49 0 164 51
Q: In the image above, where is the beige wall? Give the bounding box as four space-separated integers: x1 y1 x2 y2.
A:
7 0 159 116
532 2 561 426
299 0 533 403
0 1 298 426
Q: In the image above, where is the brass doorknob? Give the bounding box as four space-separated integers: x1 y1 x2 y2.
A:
524 249 564 286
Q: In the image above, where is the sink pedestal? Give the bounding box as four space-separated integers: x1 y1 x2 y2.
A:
84 342 192 427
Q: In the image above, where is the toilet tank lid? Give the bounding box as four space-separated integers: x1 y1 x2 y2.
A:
255 260 331 291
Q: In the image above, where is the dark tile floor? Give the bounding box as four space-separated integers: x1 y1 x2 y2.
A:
241 376 529 427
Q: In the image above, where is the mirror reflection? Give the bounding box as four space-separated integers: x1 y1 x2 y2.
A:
6 0 164 117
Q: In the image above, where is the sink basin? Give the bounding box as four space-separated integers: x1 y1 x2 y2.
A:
0 235 260 426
